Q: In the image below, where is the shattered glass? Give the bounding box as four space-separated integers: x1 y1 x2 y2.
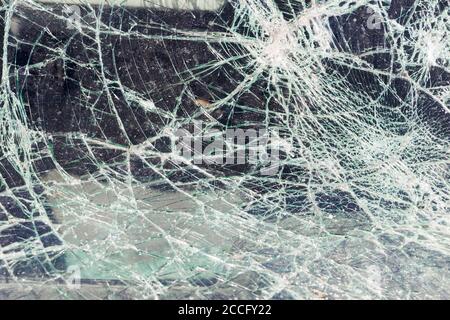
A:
0 0 449 299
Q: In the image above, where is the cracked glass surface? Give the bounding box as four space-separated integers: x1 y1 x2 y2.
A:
0 0 449 299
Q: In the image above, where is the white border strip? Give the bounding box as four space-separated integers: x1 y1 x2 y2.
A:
35 0 225 10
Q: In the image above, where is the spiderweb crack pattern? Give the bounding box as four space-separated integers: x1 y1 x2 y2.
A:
0 0 449 299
